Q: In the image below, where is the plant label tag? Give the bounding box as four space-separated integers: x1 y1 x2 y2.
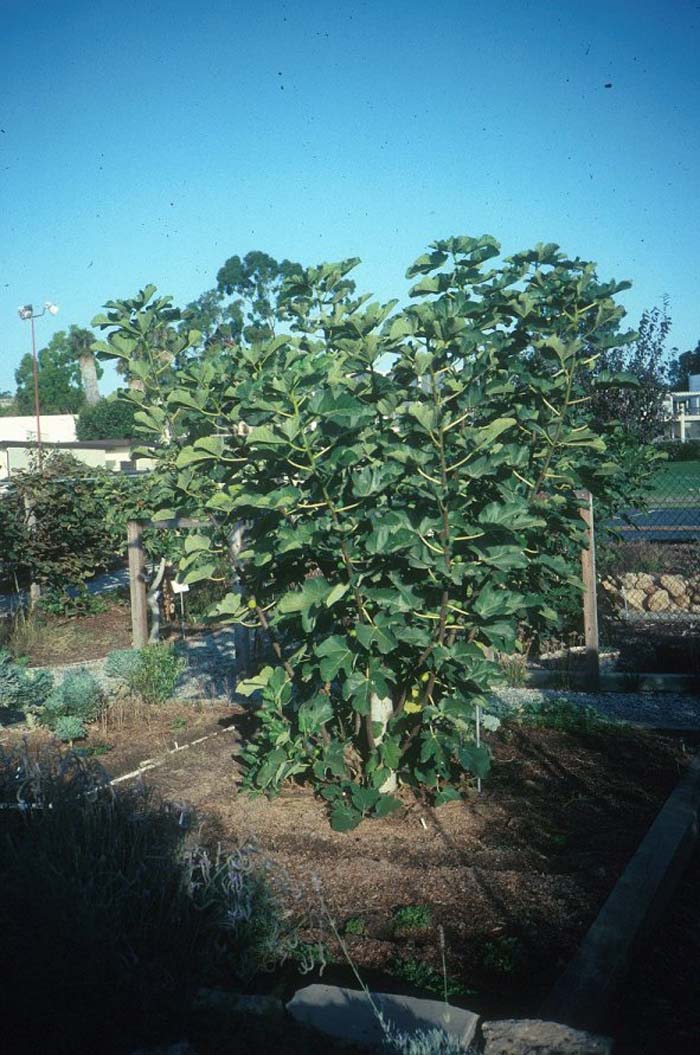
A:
172 581 190 594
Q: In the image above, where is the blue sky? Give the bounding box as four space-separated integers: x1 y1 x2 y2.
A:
1 0 698 394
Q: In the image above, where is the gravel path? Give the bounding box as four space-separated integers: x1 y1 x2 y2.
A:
490 686 700 731
41 628 239 701
27 632 700 730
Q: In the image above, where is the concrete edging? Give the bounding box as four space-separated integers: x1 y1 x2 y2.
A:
540 752 700 1033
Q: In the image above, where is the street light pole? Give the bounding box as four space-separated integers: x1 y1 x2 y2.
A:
17 302 59 471
29 313 42 467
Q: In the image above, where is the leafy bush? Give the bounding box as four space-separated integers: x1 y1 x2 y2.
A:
94 236 661 829
390 957 465 998
344 915 368 936
38 586 109 617
76 394 136 440
106 643 185 704
0 649 54 712
481 935 523 974
0 451 191 594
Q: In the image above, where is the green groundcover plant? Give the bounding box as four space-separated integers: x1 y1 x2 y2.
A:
93 235 660 829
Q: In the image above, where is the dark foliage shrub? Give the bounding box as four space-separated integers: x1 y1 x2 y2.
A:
76 395 137 440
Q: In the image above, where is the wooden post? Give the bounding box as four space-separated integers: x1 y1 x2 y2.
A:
127 520 148 648
230 520 252 676
579 491 600 691
23 494 41 607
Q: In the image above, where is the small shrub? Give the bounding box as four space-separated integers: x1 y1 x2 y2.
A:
518 696 613 734
57 669 105 722
39 668 105 734
391 957 465 998
392 904 433 932
53 714 86 742
106 643 186 705
0 746 312 1051
344 915 368 936
104 647 142 681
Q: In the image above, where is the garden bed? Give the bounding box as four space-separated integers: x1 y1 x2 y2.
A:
7 705 686 1022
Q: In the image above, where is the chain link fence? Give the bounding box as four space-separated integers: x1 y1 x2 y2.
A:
598 468 700 624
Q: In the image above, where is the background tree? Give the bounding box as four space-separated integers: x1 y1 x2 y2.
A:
668 340 700 391
179 288 245 354
215 250 305 343
13 326 102 415
67 325 101 405
76 394 137 440
15 331 83 414
588 300 672 443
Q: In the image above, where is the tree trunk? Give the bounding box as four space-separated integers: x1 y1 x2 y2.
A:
79 353 100 406
370 693 397 793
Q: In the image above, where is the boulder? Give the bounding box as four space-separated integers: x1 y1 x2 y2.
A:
659 574 687 599
634 573 655 593
647 589 671 612
287 983 479 1050
623 588 646 612
481 1018 613 1055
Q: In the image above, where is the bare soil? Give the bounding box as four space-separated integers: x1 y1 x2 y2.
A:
11 601 134 666
4 702 687 1020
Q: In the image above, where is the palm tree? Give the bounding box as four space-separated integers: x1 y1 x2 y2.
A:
68 325 100 406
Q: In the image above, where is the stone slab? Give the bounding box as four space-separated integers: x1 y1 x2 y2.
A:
286 983 479 1050
481 1018 612 1054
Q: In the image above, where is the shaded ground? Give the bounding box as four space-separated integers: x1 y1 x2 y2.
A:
612 845 700 1055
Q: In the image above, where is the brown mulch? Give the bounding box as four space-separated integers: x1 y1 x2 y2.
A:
2 691 693 1025
76 712 690 1019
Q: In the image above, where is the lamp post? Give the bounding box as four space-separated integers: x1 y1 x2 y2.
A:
17 302 59 469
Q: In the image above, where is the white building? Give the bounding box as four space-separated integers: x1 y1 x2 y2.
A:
0 413 77 444
665 374 700 442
